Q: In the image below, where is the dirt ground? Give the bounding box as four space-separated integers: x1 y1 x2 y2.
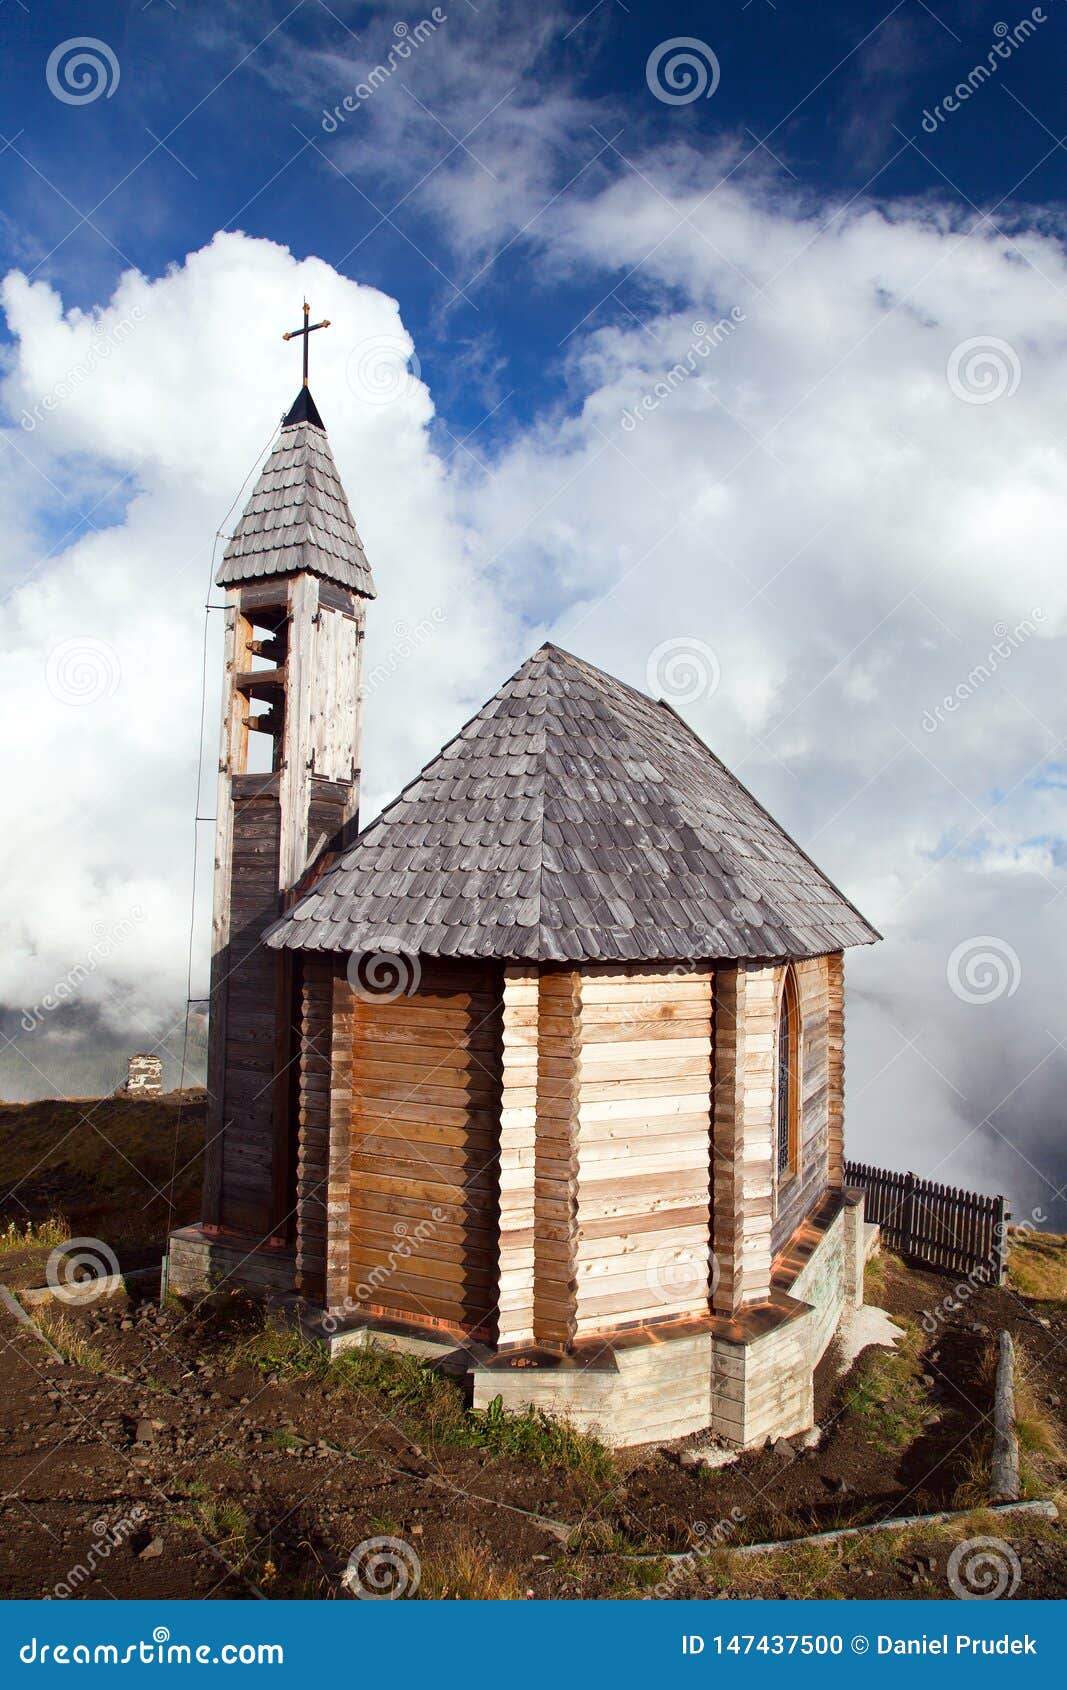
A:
0 1242 1063 1601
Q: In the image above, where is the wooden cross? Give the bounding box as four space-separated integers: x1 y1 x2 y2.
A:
282 300 330 387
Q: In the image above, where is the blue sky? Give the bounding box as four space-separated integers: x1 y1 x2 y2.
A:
2 1 1067 1226
3 0 1066 440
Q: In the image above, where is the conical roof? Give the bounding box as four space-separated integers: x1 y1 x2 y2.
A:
267 643 879 963
216 389 375 597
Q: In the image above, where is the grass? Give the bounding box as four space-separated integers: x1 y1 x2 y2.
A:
227 1316 614 1480
177 1498 251 1560
417 1538 525 1600
675 1503 1065 1601
0 1095 204 1246
1014 1340 1066 1497
863 1251 888 1299
30 1308 108 1372
459 1394 615 1483
1008 1231 1067 1301
843 1315 930 1454
607 1555 671 1595
0 1215 69 1257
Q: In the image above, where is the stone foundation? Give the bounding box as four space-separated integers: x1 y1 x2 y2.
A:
166 1225 297 1300
168 1194 870 1452
472 1191 868 1448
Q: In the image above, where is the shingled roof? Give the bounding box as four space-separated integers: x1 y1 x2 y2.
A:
267 644 878 964
216 387 375 597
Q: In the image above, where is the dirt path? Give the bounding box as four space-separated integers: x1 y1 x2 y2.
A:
0 1247 1063 1600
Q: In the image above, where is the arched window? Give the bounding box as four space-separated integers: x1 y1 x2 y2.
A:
776 969 800 1179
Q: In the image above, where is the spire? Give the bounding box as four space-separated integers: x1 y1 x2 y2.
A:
282 384 325 429
216 300 375 596
216 406 375 597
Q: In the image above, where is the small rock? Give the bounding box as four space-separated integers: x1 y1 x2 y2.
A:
921 1374 935 1388
138 1537 164 1561
1047 1391 1060 1407
772 1437 796 1462
797 1426 821 1452
134 1420 155 1444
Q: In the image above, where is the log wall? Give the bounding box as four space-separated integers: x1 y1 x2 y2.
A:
294 956 333 1302
772 954 840 1257
348 959 504 1338
216 787 282 1236
496 967 539 1348
533 969 582 1347
573 965 713 1337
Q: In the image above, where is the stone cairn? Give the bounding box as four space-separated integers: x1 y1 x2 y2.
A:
125 1054 163 1097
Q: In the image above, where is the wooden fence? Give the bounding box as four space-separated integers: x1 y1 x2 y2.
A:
844 1161 1009 1284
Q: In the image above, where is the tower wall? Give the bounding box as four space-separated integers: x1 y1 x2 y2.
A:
202 572 365 1241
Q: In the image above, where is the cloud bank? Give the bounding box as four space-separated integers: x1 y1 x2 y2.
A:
2 155 1065 1224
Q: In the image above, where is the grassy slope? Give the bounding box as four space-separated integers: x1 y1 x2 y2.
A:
0 1091 205 1248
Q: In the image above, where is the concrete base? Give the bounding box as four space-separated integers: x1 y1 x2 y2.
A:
309 1315 493 1377
165 1226 297 1300
474 1191 867 1449
169 1194 867 1452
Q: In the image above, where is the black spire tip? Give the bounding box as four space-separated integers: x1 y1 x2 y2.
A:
282 385 326 430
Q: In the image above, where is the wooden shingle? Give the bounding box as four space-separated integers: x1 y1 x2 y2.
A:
216 390 375 598
267 644 879 963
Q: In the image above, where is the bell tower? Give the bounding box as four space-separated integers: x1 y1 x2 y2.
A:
201 309 376 1242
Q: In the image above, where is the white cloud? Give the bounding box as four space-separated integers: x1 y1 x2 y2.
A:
0 231 516 1092
2 165 1066 1227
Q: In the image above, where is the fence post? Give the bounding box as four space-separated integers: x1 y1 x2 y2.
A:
994 1196 1009 1285
903 1170 916 1258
